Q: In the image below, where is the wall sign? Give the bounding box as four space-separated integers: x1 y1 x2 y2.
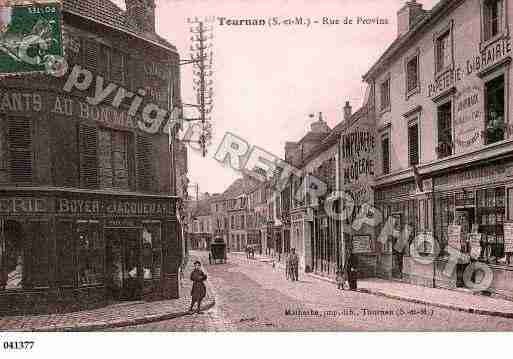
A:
434 162 513 190
0 197 47 213
454 85 483 153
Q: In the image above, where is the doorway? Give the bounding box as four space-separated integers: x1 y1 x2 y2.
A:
455 207 475 287
105 228 142 301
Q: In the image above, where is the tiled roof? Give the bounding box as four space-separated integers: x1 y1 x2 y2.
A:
63 0 176 51
222 177 261 199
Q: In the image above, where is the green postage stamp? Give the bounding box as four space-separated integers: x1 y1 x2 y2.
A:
0 0 63 75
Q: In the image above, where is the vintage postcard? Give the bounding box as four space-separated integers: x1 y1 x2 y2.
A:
1 0 513 355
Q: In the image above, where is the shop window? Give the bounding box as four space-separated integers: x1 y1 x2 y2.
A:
142 223 162 280
435 31 451 73
435 195 455 252
380 78 391 112
28 221 50 288
98 129 134 190
8 117 32 184
408 122 419 166
381 134 390 175
483 0 505 42
0 220 25 290
56 220 75 286
77 221 104 286
484 74 505 145
406 55 419 95
437 102 453 158
477 187 506 262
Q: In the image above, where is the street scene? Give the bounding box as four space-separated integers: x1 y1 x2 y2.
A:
3 0 513 346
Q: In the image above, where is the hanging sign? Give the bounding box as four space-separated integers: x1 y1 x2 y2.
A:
504 222 513 253
447 224 462 250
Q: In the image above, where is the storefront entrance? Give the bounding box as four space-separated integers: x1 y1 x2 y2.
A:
105 228 142 301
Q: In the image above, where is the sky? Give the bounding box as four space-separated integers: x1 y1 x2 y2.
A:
114 0 439 195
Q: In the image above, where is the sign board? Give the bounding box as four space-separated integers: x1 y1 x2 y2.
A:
469 232 482 259
352 235 371 254
447 224 462 250
0 1 63 75
504 222 513 253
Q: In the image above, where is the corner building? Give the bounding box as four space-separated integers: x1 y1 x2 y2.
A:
365 0 513 294
0 0 183 315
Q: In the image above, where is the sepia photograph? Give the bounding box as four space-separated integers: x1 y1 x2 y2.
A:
1 0 513 356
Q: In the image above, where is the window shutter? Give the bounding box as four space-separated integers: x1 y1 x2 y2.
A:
84 40 99 72
137 134 153 191
382 137 390 175
111 50 125 85
408 124 419 166
8 117 32 184
79 125 98 188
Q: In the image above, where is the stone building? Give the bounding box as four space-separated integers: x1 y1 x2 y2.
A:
364 0 513 295
0 0 183 315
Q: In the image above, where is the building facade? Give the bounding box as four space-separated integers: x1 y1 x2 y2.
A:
0 0 183 315
364 0 513 294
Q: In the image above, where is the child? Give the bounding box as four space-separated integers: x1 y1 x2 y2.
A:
336 268 346 290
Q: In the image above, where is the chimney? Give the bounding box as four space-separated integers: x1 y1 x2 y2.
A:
344 101 352 121
126 0 156 33
285 141 299 164
310 112 331 133
397 0 425 37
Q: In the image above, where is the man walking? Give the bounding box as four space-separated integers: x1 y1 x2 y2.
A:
289 248 299 281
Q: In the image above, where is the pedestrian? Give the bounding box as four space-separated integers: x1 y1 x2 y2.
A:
189 260 207 314
289 248 299 281
348 262 357 290
336 267 346 290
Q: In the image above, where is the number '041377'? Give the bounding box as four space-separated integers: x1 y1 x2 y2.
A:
3 341 35 350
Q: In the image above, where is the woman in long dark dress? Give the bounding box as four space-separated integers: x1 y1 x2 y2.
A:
189 260 207 314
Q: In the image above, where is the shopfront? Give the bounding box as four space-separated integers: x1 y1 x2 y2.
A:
0 191 179 315
429 157 513 293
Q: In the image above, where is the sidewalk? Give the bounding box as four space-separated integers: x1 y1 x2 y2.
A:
237 252 513 319
0 256 215 332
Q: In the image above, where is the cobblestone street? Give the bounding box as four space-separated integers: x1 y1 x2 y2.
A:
118 251 513 331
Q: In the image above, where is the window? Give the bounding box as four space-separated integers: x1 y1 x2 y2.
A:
408 122 419 166
8 117 32 183
28 221 50 288
56 220 74 286
381 134 390 175
380 78 391 111
406 55 419 94
231 215 235 230
477 187 506 262
98 129 133 190
437 102 453 158
142 223 162 280
483 0 504 42
436 31 451 73
484 74 505 144
0 220 25 290
77 221 103 286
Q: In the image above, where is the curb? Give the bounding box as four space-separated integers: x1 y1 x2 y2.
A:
23 298 217 332
356 288 513 319
241 253 513 319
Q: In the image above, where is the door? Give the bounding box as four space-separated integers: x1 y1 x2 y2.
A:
391 214 403 279
106 228 142 301
455 208 475 287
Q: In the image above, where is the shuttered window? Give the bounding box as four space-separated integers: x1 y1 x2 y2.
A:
408 122 419 166
98 129 133 190
136 135 153 192
8 117 32 184
79 125 98 189
382 135 390 175
83 39 99 72
437 102 452 158
110 50 126 86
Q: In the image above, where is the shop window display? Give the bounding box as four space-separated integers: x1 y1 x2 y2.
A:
142 223 162 280
0 220 24 290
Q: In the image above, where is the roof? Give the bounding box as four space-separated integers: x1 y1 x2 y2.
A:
363 0 461 81
63 0 176 52
187 198 211 217
222 177 261 199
